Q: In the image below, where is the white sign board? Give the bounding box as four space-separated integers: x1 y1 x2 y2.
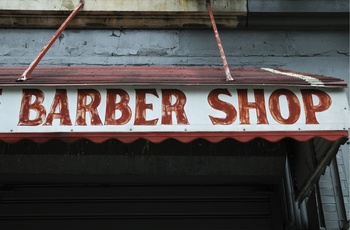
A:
0 86 348 134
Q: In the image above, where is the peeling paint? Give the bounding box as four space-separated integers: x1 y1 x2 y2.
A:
58 34 65 43
137 48 168 56
61 0 75 10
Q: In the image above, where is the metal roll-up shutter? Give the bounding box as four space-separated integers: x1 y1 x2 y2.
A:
0 185 275 230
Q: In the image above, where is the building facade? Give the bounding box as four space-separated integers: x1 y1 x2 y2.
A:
0 0 349 229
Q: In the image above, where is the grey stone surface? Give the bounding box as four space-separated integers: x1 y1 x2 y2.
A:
0 29 348 80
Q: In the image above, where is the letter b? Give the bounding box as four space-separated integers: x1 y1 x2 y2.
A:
18 89 46 126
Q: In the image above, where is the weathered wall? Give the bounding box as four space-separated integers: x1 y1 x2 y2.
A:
0 0 247 12
0 29 348 78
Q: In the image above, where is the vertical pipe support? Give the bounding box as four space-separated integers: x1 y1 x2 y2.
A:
206 0 234 81
329 156 350 230
17 0 85 82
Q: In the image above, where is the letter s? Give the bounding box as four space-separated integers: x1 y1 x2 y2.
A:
208 89 237 125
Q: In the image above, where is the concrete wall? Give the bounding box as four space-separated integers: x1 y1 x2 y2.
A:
0 29 348 81
0 28 349 229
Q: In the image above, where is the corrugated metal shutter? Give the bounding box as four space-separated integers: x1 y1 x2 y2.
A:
0 185 274 230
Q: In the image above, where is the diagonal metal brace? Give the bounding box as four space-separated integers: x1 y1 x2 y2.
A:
17 0 85 82
206 0 234 81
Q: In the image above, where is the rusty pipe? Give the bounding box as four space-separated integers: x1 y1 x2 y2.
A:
206 0 234 81
17 0 85 82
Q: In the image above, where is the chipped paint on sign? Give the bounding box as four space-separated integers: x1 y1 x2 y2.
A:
0 86 348 134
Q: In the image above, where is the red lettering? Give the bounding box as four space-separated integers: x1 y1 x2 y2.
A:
18 89 46 126
208 89 237 125
105 89 132 125
76 89 102 126
269 89 300 124
161 89 189 125
43 89 72 126
134 89 159 125
238 89 268 124
301 89 331 124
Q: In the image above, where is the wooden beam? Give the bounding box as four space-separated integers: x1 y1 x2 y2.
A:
1 0 246 12
0 0 247 29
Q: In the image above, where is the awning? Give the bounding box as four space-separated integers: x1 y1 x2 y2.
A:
0 66 349 144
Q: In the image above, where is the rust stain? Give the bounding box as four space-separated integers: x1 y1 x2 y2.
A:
61 0 74 10
0 66 346 88
177 0 191 11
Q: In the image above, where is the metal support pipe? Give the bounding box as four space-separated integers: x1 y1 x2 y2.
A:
206 0 233 81
17 0 85 82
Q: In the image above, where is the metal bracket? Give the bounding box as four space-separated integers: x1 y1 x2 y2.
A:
16 0 85 82
206 0 234 81
16 0 233 82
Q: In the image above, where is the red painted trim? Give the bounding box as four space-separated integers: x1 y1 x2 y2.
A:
0 131 348 144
